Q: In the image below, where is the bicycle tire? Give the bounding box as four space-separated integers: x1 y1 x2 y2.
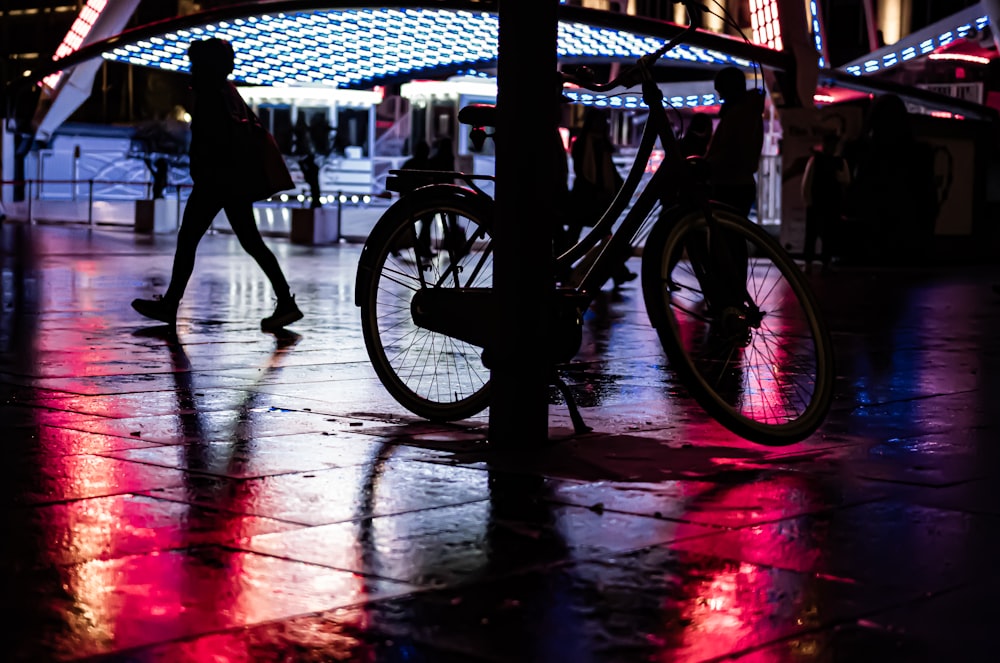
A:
641 205 834 444
358 191 494 421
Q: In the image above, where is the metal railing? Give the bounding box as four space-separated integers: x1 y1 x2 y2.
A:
0 176 394 244
0 178 190 227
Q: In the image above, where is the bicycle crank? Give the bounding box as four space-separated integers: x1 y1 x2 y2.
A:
410 287 585 364
411 287 495 349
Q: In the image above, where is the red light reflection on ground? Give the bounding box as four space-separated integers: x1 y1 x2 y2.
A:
663 476 827 661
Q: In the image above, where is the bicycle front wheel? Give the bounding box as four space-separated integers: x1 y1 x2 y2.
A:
358 192 494 421
642 206 834 444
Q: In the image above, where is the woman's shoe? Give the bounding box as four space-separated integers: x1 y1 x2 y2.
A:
612 267 637 288
262 295 303 331
131 296 177 325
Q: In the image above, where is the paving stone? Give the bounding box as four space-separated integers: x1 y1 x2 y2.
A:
4 224 1000 661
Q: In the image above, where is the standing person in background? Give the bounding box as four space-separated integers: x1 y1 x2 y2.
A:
801 131 850 272
294 114 321 209
428 136 455 173
699 67 763 315
392 141 432 258
293 114 312 158
308 113 333 157
568 108 621 240
131 38 302 331
705 67 764 216
846 94 937 264
397 140 431 195
552 128 574 257
568 108 634 287
417 137 457 256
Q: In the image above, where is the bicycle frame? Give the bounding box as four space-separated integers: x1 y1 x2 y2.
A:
366 19 728 332
357 1 835 442
559 24 716 301
558 101 678 297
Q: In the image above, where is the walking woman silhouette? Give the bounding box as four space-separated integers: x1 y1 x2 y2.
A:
132 38 302 331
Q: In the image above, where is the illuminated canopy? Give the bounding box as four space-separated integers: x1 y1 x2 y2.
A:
99 8 760 88
39 1 784 92
32 0 995 126
841 4 990 76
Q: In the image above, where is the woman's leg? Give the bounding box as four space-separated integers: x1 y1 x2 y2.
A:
164 186 222 304
224 200 292 300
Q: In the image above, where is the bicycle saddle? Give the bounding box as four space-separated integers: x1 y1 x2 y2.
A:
458 104 496 128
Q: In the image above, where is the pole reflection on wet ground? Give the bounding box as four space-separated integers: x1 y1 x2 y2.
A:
4 223 1000 662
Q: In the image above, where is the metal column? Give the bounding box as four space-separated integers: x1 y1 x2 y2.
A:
489 1 560 444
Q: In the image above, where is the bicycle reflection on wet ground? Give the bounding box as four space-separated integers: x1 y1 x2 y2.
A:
4 224 1000 661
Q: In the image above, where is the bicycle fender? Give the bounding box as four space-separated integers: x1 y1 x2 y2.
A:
354 185 494 307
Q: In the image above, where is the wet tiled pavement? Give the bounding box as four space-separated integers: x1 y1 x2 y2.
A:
4 222 1000 662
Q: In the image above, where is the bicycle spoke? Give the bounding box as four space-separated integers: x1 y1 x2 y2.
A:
361 197 493 420
646 206 832 443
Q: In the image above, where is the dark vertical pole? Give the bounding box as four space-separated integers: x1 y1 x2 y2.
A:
1 0 8 120
490 1 559 443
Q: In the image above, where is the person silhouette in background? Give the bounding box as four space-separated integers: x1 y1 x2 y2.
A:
397 140 431 195
801 131 850 272
293 114 311 158
568 108 635 287
308 113 333 158
415 137 457 257
846 94 937 264
143 156 169 199
294 114 322 209
131 38 302 331
427 136 455 175
705 67 764 216
390 141 433 258
552 128 574 257
696 67 763 317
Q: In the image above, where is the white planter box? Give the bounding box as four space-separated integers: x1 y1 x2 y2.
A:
290 207 340 245
135 199 178 234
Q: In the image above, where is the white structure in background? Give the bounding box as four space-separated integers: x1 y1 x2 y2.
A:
400 76 499 196
238 86 385 197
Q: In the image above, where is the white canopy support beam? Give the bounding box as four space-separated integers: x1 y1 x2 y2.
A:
840 2 990 77
984 0 1000 52
33 0 142 142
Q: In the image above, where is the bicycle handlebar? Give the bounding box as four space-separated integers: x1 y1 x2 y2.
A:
560 0 703 93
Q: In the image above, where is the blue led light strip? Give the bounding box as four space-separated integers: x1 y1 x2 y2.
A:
808 0 826 68
842 7 990 76
100 8 751 88
563 90 719 109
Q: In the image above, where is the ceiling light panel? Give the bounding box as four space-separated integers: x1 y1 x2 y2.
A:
100 8 747 88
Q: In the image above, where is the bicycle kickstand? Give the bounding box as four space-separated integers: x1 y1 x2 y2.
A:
552 371 593 435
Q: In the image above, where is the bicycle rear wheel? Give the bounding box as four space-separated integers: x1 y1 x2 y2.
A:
641 205 834 444
358 192 493 421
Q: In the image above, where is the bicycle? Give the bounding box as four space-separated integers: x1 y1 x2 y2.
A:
354 2 835 445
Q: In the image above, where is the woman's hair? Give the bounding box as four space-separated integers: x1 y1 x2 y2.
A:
187 38 235 79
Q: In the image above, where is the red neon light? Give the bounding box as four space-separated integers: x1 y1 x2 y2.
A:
43 0 109 90
749 0 783 51
928 53 991 65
